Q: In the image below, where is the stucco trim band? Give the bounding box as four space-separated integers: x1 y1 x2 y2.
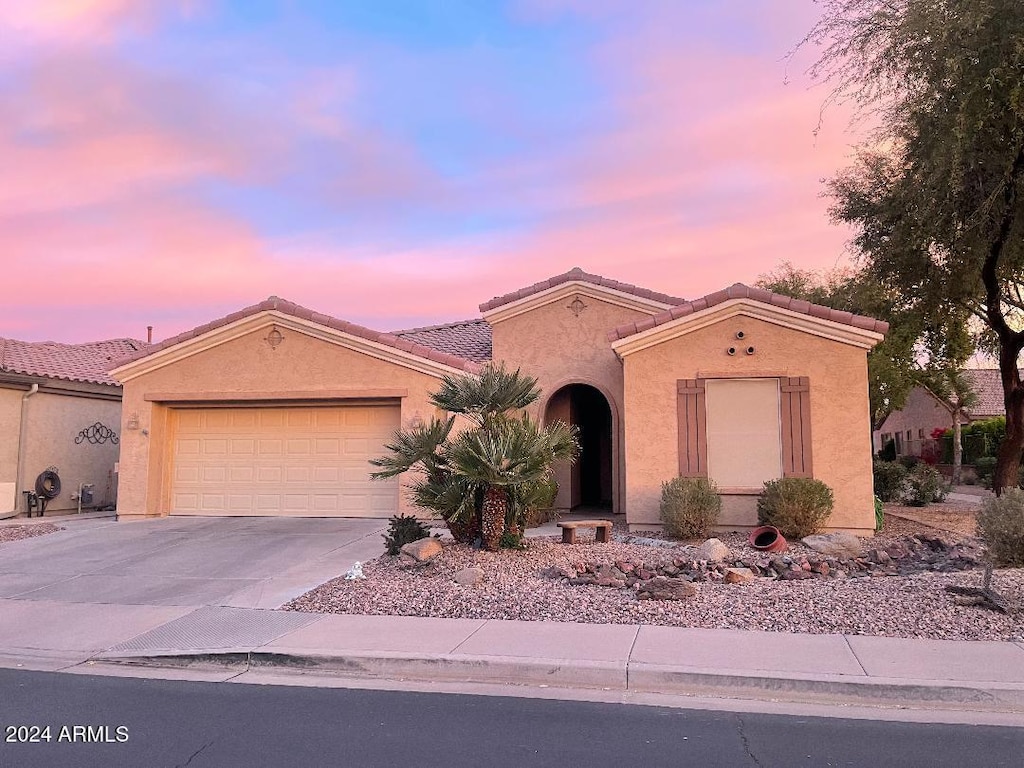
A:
481 281 674 324
611 299 886 357
111 312 475 384
144 389 409 403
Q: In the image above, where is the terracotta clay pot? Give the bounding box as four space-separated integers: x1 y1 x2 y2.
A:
748 525 788 552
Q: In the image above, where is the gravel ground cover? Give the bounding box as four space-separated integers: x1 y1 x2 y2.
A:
0 522 64 544
287 511 1023 640
882 501 979 539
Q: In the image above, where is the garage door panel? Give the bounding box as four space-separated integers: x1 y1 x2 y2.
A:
171 405 399 517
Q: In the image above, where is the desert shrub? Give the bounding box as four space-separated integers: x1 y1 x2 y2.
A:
977 489 1024 567
523 477 559 529
757 478 834 539
974 457 998 489
873 460 908 502
874 496 884 532
902 464 947 506
383 514 432 555
659 477 721 540
898 454 921 470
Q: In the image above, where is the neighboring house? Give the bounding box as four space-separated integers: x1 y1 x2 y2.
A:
0 337 146 517
110 267 887 534
872 370 1003 457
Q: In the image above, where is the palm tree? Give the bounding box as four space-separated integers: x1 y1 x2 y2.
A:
447 414 577 550
370 364 579 550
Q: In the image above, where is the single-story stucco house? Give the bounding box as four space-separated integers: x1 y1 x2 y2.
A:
1 337 146 517
110 268 887 534
873 370 1002 457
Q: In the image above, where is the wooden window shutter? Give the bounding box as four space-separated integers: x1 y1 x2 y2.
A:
780 377 813 477
676 379 707 477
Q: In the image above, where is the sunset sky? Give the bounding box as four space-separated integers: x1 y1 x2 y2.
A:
0 1 867 344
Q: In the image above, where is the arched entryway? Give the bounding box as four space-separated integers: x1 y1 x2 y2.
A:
544 384 614 511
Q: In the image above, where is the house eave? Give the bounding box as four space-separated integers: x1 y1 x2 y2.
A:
611 298 885 358
481 281 674 324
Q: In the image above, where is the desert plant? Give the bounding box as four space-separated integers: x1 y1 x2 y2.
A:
872 460 908 502
757 478 834 539
382 514 432 555
523 477 559 529
977 489 1024 567
659 477 722 540
874 496 884 532
371 364 579 551
902 464 947 506
974 456 998 489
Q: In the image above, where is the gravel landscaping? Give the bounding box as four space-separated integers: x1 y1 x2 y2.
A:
287 507 1024 641
0 522 64 544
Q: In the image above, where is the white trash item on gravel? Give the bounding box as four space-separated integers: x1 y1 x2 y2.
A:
344 561 366 580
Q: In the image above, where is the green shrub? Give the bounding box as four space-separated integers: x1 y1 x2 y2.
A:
978 489 1024 567
902 464 947 506
383 514 432 555
757 478 834 539
874 496 884 532
897 455 921 470
524 477 559 529
974 457 998 489
659 477 721 540
873 460 908 502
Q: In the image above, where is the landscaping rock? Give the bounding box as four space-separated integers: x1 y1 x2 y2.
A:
453 567 484 586
698 538 730 563
401 537 443 563
802 532 862 559
637 576 697 601
724 567 756 584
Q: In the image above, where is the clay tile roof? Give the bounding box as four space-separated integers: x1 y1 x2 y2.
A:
0 337 147 386
607 282 890 342
963 369 1003 419
479 266 685 313
392 319 492 363
110 298 482 374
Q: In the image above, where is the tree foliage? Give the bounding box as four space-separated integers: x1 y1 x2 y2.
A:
801 0 1024 491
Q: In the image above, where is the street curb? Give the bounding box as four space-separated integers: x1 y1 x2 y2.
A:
94 650 628 691
627 663 1024 712
93 650 1024 713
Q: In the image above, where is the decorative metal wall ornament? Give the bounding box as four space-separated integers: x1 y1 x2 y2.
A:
75 423 119 445
265 327 284 350
568 296 588 317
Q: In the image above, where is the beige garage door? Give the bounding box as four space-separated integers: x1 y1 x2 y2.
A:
170 405 400 517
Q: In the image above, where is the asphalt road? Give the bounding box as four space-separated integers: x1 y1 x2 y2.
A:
0 669 1021 767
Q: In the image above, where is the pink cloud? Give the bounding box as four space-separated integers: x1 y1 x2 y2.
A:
0 1 201 44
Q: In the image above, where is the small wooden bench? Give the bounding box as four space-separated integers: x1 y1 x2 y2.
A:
557 519 613 544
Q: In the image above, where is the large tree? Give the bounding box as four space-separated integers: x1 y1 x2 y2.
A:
755 261 970 425
803 0 1024 492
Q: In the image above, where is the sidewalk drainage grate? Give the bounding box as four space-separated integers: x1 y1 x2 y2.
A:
107 606 320 653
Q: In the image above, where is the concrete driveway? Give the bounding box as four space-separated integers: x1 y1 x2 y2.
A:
0 516 385 610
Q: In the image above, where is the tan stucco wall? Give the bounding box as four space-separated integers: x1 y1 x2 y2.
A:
621 313 876 535
489 295 653 512
873 387 952 456
0 387 23 512
0 383 122 514
116 326 445 519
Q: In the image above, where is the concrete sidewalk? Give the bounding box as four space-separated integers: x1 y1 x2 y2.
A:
3 597 1023 717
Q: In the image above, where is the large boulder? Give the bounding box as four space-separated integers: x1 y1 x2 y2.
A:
697 538 730 563
801 532 861 559
400 537 443 563
637 576 697 601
